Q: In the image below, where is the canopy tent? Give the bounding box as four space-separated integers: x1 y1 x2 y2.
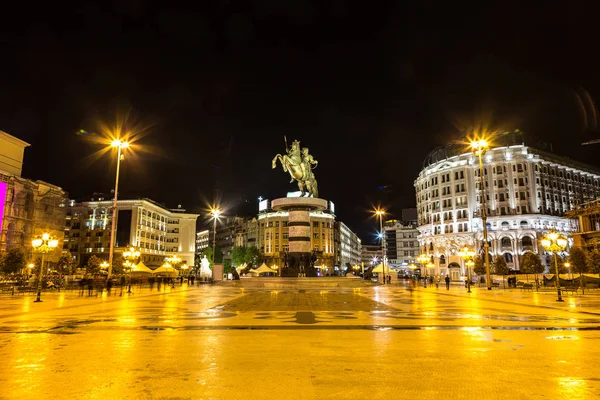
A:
153 263 178 277
130 261 153 275
372 264 393 274
255 263 276 274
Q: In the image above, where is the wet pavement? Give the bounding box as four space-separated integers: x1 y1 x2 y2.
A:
0 282 599 399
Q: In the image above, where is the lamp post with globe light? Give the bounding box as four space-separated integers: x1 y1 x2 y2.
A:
541 230 568 302
416 252 430 287
123 246 140 293
374 208 387 284
31 233 59 302
471 138 492 290
458 246 476 293
107 139 130 280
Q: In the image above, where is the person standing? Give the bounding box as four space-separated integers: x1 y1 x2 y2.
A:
445 275 450 290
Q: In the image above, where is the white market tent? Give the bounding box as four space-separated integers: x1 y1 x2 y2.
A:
130 261 153 275
153 263 178 277
255 263 276 274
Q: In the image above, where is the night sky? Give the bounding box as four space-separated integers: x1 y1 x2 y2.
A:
2 2 600 243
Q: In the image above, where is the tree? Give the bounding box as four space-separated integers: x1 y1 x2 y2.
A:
86 255 102 276
112 254 125 275
202 247 223 265
473 256 486 275
0 248 26 276
569 247 588 292
245 246 259 267
56 255 77 276
548 254 568 274
587 249 600 279
493 256 509 275
520 253 542 282
223 259 232 274
231 246 247 267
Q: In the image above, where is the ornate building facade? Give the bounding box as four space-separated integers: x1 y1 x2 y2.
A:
415 132 600 279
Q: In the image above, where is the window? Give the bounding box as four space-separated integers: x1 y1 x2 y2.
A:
313 222 319 228
313 233 319 239
501 237 511 247
521 236 533 247
283 232 289 239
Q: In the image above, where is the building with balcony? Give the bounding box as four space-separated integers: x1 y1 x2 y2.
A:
64 196 199 267
0 130 67 263
415 131 600 279
566 199 600 251
384 220 419 268
360 244 381 267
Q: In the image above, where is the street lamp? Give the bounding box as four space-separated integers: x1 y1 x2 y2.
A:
458 246 476 293
31 232 59 302
107 139 130 281
471 138 492 290
123 246 140 293
541 230 568 302
416 252 430 286
564 262 572 282
210 208 221 269
374 208 387 284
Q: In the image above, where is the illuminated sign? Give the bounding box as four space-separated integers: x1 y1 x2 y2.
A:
258 199 269 212
0 181 7 233
286 191 303 198
329 201 335 213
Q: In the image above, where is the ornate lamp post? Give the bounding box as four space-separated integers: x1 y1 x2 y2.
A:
458 246 476 293
564 262 572 282
31 233 59 302
123 246 140 294
416 252 430 287
374 208 387 284
165 254 181 288
471 139 492 290
107 139 130 281
541 230 568 302
180 263 189 283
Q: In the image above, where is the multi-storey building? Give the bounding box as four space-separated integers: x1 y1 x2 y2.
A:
257 197 337 273
0 131 67 263
360 244 381 267
415 131 600 279
195 229 209 257
384 220 419 267
212 216 246 263
335 221 362 269
64 197 199 267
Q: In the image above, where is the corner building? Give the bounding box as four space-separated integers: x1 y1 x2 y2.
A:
415 132 600 279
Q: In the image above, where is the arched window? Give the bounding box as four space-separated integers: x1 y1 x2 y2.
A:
520 220 528 228
439 255 446 264
501 237 511 248
521 236 533 247
501 221 510 228
503 253 513 263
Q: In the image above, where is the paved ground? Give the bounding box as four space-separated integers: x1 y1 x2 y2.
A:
0 281 599 399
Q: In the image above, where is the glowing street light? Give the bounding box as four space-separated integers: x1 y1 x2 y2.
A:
210 208 221 269
107 138 130 281
471 137 492 290
123 246 140 294
458 246 476 293
31 232 59 302
541 230 568 302
373 208 387 284
564 262 572 281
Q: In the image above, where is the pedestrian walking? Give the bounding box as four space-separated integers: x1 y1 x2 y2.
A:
107 279 113 296
445 275 450 290
78 278 85 297
87 279 94 297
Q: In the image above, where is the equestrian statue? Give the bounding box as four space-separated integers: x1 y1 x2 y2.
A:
272 138 319 197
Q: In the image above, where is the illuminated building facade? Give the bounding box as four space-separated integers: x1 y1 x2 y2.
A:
415 132 600 279
0 130 67 262
384 220 419 268
195 229 209 256
335 221 362 269
64 197 199 267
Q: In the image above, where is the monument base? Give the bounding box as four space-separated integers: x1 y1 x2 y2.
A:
280 252 317 277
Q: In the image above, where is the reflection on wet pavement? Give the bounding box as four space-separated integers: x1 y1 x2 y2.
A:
0 284 599 399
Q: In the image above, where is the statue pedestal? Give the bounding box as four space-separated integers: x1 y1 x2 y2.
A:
271 197 328 277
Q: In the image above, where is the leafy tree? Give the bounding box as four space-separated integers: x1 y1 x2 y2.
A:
202 247 223 265
520 252 542 282
569 247 588 292
473 256 486 275
245 246 259 267
56 255 77 275
231 246 247 267
112 253 125 275
223 259 232 274
587 249 600 278
493 256 509 275
0 248 26 275
86 255 102 276
548 254 568 275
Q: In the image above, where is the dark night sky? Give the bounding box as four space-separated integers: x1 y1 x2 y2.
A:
2 1 600 243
